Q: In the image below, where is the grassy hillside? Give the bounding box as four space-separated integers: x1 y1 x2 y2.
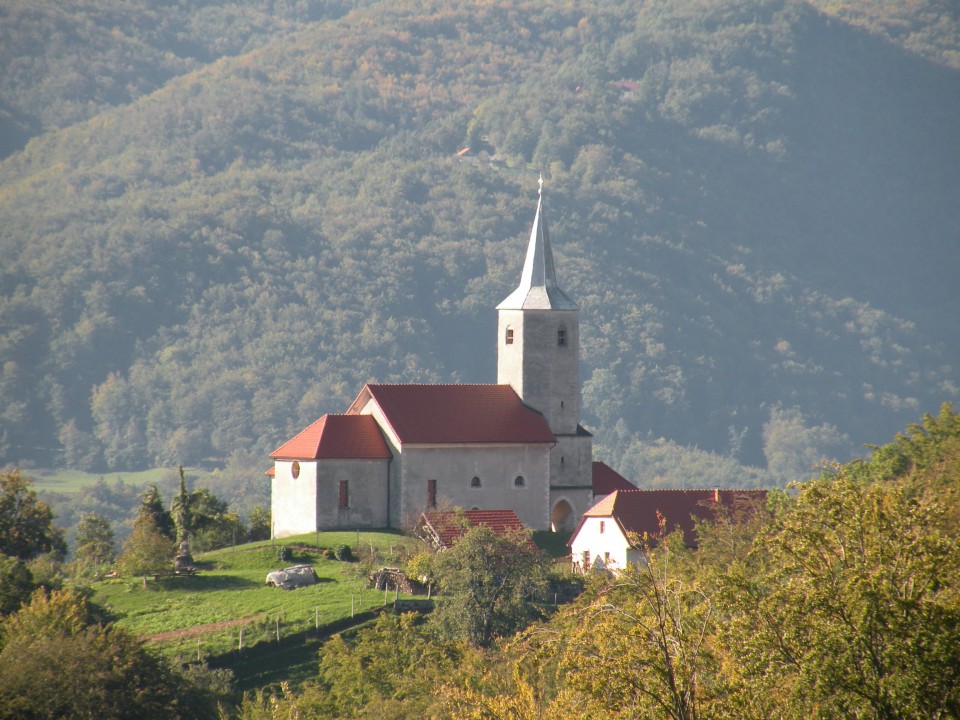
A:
1 0 957 483
92 532 420 679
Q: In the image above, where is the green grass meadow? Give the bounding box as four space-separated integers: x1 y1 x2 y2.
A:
30 466 206 494
92 531 422 672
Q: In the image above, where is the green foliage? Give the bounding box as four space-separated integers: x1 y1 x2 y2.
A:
246 505 271 542
334 544 353 562
118 507 177 581
0 554 34 616
138 484 175 540
73 511 116 574
432 525 549 648
0 588 228 720
171 465 192 544
0 469 66 560
718 466 960 718
435 409 960 719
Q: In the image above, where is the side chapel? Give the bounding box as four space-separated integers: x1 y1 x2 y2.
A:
269 180 615 537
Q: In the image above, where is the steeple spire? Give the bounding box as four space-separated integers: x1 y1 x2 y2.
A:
497 179 577 310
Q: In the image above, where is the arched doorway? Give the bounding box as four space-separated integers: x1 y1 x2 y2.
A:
551 499 574 533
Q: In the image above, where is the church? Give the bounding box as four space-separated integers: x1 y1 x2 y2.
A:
269 180 625 537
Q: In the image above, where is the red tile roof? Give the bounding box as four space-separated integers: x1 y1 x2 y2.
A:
592 461 635 496
265 467 275 477
270 414 392 460
347 384 556 445
419 509 530 549
580 488 768 548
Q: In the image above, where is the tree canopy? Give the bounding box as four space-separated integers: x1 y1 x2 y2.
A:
0 469 65 560
233 406 960 719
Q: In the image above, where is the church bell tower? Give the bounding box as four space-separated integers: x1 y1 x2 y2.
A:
497 178 592 532
496 178 580 435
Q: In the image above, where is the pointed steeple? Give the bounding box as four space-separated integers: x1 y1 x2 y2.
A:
497 177 577 310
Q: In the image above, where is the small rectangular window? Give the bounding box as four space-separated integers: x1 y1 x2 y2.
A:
505 328 514 345
557 329 566 346
427 479 437 508
599 520 605 534
338 480 349 508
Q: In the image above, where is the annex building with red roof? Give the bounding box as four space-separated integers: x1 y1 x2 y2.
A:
269 181 603 536
416 509 530 551
569 488 768 573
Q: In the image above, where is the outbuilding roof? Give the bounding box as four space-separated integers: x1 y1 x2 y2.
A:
418 509 530 549
576 488 768 548
592 461 635 496
270 414 392 460
347 384 556 445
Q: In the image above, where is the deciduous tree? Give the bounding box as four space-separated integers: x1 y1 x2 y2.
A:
0 468 66 560
73 512 115 575
432 524 548 648
718 467 960 719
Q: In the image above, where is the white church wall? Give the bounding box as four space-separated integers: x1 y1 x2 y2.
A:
271 459 317 538
396 444 552 530
315 458 390 530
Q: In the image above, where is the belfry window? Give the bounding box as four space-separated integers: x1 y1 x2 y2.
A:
514 475 525 487
557 328 567 346
290 461 300 479
427 479 437 508
471 476 481 488
339 480 349 508
505 327 514 345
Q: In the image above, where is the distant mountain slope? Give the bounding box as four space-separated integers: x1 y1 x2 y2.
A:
0 0 957 480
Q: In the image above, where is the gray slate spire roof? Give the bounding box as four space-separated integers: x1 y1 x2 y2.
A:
497 178 578 310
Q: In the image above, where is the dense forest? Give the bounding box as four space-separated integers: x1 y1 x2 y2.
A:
1 0 958 485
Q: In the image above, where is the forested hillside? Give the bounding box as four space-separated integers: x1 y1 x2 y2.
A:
1 0 958 483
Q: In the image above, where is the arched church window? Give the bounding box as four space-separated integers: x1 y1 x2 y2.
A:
505 327 514 345
514 475 525 487
290 461 300 479
471 476 481 488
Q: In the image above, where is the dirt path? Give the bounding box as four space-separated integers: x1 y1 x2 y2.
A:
146 614 266 643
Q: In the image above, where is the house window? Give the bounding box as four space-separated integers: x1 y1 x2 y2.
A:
604 551 610 564
290 461 300 479
427 479 437 508
557 328 566 346
582 550 590 570
338 480 349 508
599 520 605 534
471 476 481 488
505 328 514 345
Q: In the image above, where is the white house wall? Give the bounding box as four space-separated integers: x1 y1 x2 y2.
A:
570 516 633 572
271 460 317 538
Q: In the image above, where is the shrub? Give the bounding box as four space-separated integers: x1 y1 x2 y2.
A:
334 545 353 562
